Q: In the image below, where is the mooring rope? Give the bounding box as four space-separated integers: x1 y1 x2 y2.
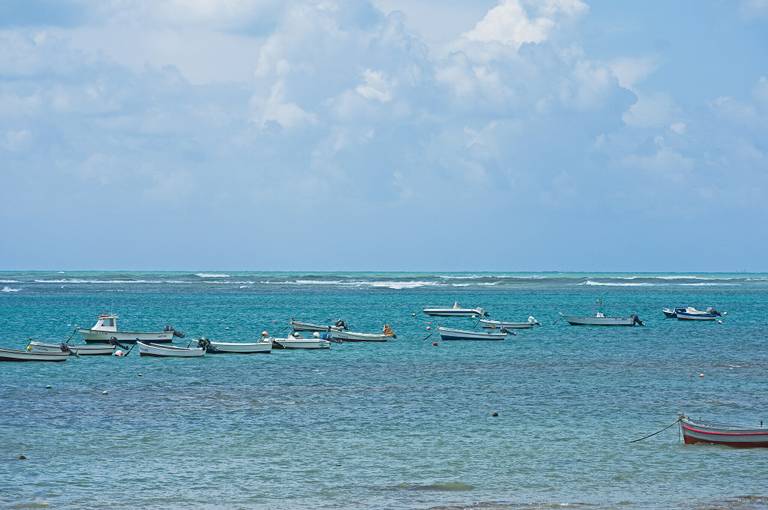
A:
629 417 682 443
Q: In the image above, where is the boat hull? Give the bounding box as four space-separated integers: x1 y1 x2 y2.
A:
565 317 637 326
437 327 506 341
290 321 343 332
479 319 537 330
271 338 330 349
137 342 205 357
676 312 719 321
28 341 115 356
206 341 271 354
0 347 69 362
328 330 393 342
681 418 768 447
80 330 174 344
423 309 486 317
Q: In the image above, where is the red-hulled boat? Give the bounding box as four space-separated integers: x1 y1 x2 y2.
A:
680 415 768 448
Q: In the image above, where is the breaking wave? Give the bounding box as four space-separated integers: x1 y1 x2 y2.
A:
1 286 21 292
195 273 231 278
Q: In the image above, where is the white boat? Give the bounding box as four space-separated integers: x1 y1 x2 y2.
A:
675 307 724 321
27 341 116 356
290 319 346 332
198 337 272 354
137 341 205 357
0 346 69 362
79 314 182 344
480 316 540 330
565 312 643 326
423 302 487 317
271 332 330 350
437 327 507 341
327 325 396 342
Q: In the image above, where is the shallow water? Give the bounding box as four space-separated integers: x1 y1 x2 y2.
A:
1 272 767 509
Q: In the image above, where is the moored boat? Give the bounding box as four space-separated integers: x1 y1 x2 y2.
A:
662 307 687 318
0 346 69 362
137 341 205 357
680 415 768 447
27 341 116 356
327 325 396 342
480 316 540 330
675 307 724 321
437 327 507 341
79 314 184 344
565 313 643 326
270 332 330 350
423 302 487 317
290 319 346 332
197 337 272 354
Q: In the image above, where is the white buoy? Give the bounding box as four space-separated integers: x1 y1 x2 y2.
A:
426 326 431 331
102 390 109 395
699 373 705 378
45 385 52 389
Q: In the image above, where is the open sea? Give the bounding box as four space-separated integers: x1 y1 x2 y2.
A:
1 271 767 510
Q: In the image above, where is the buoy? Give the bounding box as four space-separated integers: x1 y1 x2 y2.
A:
18 454 27 460
432 342 438 347
102 390 109 395
411 313 416 317
699 373 705 378
491 412 499 417
114 350 125 357
426 326 431 331
45 385 52 389
138 373 143 377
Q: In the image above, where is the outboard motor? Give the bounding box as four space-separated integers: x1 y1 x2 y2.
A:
632 314 644 326
166 326 185 338
528 316 540 325
335 319 347 330
197 337 211 351
706 307 721 317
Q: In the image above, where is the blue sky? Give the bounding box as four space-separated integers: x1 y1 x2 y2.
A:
0 0 766 271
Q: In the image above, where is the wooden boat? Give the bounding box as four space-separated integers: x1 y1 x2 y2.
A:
437 327 507 341
0 346 69 362
680 415 768 447
675 307 724 321
565 312 643 326
327 325 396 342
79 314 183 344
271 332 330 350
27 341 116 356
137 341 205 357
197 337 271 354
423 302 487 317
480 316 540 330
290 319 346 332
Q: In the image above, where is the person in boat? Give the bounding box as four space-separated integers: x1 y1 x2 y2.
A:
383 324 394 336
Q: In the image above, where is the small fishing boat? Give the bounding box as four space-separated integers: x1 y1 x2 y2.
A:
680 415 768 447
437 327 507 341
270 332 330 350
565 312 643 326
327 325 396 342
423 302 487 317
27 341 116 356
290 319 346 332
137 341 205 357
197 337 272 354
675 307 724 321
565 300 643 326
79 314 184 344
480 316 540 330
0 346 69 362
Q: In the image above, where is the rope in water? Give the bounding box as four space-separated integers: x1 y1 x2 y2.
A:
629 417 682 443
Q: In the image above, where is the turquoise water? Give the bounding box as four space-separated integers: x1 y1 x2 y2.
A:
1 272 767 509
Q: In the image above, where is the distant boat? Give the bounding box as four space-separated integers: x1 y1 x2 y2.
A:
680 415 768 447
197 338 271 354
0 346 69 362
137 342 205 357
327 325 396 342
565 312 643 326
271 332 330 350
480 316 540 330
565 299 643 326
423 302 487 317
437 327 507 341
27 341 116 356
79 314 183 344
290 319 346 332
675 307 724 321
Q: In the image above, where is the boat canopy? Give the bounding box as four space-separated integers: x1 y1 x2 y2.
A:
91 314 118 332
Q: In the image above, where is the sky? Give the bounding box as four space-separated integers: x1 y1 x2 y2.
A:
0 0 766 271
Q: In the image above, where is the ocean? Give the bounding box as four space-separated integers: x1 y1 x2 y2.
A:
1 271 767 509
